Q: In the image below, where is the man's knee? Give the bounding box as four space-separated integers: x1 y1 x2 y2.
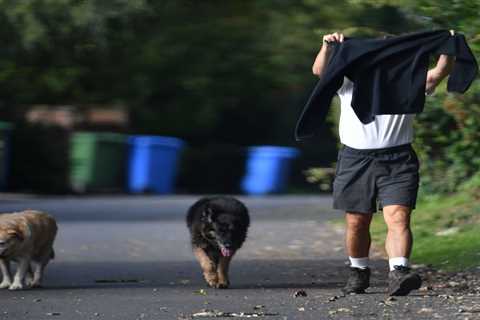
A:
346 212 372 232
383 205 411 230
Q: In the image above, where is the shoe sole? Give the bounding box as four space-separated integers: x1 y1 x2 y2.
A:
389 276 422 296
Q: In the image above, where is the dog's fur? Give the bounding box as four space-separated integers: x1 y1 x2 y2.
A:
187 196 249 289
0 210 57 290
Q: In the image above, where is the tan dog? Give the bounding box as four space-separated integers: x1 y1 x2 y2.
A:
0 210 57 290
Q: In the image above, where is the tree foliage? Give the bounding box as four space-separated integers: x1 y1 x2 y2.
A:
0 0 478 193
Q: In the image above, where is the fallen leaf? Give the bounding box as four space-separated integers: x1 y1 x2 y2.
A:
458 307 480 314
418 286 432 292
194 289 208 296
379 297 397 307
192 309 279 318
293 290 307 298
418 308 433 314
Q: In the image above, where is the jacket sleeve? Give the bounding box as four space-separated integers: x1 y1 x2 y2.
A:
294 44 345 140
446 34 479 93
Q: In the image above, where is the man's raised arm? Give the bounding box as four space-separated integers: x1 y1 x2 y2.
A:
425 30 456 95
312 32 344 78
426 54 456 95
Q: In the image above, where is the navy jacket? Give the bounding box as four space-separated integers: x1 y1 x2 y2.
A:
295 29 478 141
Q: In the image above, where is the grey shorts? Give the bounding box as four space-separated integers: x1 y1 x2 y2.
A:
333 143 420 214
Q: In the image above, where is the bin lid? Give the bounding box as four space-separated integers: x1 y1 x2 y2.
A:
128 135 184 148
247 145 299 158
73 132 126 143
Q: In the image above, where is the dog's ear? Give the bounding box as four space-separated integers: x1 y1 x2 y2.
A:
202 205 216 223
7 229 23 242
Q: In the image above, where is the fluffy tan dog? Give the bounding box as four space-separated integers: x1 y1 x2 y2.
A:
0 210 57 290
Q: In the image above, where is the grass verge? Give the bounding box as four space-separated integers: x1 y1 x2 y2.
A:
370 189 480 271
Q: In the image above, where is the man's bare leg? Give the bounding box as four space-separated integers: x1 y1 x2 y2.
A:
382 205 412 259
342 211 373 294
383 204 421 296
345 212 373 258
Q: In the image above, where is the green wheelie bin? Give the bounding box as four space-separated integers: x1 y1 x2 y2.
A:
70 132 127 193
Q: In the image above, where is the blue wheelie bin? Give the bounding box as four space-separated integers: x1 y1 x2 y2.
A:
241 146 299 195
128 135 185 194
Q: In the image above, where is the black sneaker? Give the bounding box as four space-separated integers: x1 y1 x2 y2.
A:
342 267 370 294
388 265 422 296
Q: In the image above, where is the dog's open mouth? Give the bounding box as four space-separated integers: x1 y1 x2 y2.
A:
220 246 232 257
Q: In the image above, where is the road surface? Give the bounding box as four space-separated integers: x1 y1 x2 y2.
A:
0 195 478 320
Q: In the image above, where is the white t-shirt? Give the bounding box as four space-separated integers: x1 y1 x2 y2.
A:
337 77 415 149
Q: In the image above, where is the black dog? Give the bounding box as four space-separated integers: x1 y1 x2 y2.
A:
186 196 250 289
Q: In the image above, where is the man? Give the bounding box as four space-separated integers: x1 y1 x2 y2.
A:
312 32 455 296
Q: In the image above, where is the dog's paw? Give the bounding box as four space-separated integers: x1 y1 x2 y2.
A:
29 281 42 288
0 281 12 289
8 282 24 290
216 280 230 289
204 272 218 288
25 276 34 287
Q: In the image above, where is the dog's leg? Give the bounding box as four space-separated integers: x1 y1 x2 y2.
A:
24 264 34 287
9 257 30 290
0 259 12 289
217 255 232 289
30 260 45 288
193 247 218 287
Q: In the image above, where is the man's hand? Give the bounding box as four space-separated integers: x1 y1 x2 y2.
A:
313 32 345 77
320 32 345 55
323 32 345 46
425 70 441 95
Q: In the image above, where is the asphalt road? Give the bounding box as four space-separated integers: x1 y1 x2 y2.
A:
0 195 477 320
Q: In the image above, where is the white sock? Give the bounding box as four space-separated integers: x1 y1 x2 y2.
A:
349 257 369 269
389 257 409 271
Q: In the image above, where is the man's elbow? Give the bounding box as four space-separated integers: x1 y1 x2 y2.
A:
312 66 321 77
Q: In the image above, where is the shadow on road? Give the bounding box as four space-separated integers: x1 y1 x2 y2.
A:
36 259 388 291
